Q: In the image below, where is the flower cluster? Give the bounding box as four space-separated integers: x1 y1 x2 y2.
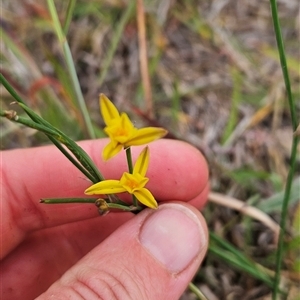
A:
100 94 167 161
85 94 167 209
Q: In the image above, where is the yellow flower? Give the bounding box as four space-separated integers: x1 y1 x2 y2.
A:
100 94 168 161
85 147 158 209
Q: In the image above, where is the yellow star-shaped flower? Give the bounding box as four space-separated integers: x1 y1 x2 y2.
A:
85 147 157 209
100 94 167 161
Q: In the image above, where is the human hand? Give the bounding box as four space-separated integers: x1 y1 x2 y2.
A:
1 139 209 300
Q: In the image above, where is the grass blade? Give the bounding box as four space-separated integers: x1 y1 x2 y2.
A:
47 0 96 138
63 0 77 35
269 0 300 298
98 1 135 86
1 74 103 183
209 233 275 288
222 67 242 145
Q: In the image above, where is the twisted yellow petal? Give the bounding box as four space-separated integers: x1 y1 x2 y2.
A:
102 140 123 161
86 146 158 209
125 127 168 147
99 94 168 161
85 180 126 195
100 94 120 126
104 113 137 144
133 146 149 177
134 188 158 209
120 172 149 193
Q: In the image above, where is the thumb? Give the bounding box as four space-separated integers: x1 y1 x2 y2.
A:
37 203 208 300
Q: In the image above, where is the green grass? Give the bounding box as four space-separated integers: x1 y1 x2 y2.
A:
269 0 299 298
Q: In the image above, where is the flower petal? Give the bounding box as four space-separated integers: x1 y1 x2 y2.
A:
100 94 120 125
104 113 137 144
125 127 168 146
120 113 136 134
120 172 149 193
102 141 123 161
134 188 158 209
133 146 149 177
85 180 126 195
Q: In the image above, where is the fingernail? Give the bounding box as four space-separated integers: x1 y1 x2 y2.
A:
139 203 207 273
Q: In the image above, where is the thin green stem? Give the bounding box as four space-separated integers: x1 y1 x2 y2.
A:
41 198 96 204
107 203 139 212
47 0 64 43
63 0 76 35
47 136 96 182
19 103 104 182
209 245 274 288
1 102 103 183
41 198 137 212
0 80 92 179
222 67 242 145
3 72 103 181
269 1 299 298
126 147 134 173
47 0 95 139
0 74 26 105
273 137 299 298
188 282 208 300
210 232 253 265
98 1 135 86
269 0 297 132
62 42 96 138
125 147 138 207
0 112 59 135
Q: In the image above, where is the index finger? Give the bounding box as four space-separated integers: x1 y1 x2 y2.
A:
1 139 209 258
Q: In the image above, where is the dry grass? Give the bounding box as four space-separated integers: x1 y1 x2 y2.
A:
1 0 300 299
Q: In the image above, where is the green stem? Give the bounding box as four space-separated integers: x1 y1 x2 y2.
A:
41 198 138 212
63 0 76 35
0 74 26 105
107 203 139 212
1 107 103 183
209 245 274 288
47 0 95 139
125 147 138 207
19 103 104 182
98 1 136 86
63 42 96 138
188 282 208 300
210 232 253 265
41 198 96 204
273 138 299 297
1 112 58 135
1 74 103 182
48 135 96 182
269 1 299 298
269 1 297 132
126 147 134 173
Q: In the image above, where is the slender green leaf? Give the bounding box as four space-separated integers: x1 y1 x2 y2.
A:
257 177 300 213
209 233 275 288
47 0 96 138
98 1 135 86
63 0 77 35
269 1 300 298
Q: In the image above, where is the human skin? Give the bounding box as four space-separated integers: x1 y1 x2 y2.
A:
1 139 209 299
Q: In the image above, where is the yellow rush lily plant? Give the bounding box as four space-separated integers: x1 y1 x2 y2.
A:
1 75 167 213
85 146 158 209
100 94 167 161
84 94 167 209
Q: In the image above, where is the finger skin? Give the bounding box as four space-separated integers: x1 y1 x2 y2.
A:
37 203 208 300
1 214 133 300
1 139 209 259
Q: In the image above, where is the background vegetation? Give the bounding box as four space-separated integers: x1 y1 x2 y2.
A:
1 0 299 299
